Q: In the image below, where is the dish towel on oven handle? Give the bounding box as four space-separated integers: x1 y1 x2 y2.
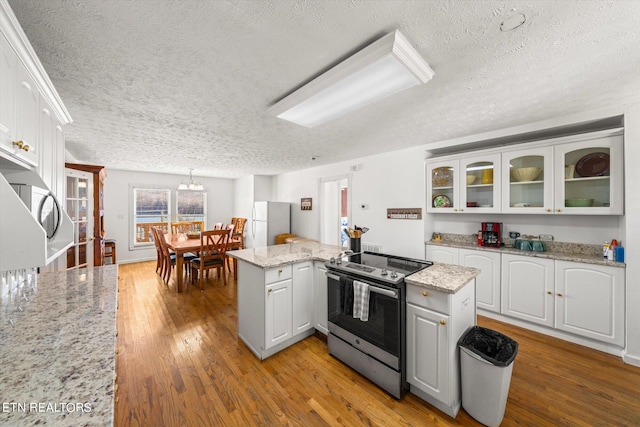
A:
352 280 370 321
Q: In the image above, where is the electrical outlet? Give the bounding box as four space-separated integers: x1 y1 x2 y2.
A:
539 234 554 241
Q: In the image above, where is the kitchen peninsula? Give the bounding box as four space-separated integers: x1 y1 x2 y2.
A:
230 241 480 418
0 266 118 426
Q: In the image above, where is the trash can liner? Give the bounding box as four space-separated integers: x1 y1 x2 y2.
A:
458 326 518 367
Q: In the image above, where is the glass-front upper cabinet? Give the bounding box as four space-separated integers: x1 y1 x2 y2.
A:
502 146 553 214
427 160 457 213
460 153 501 213
553 132 623 215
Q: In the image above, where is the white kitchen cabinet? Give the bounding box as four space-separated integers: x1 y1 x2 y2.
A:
237 260 316 360
406 281 476 418
292 261 313 337
426 244 459 265
553 133 623 215
501 254 554 327
313 261 328 335
460 249 501 313
0 32 16 157
13 59 39 167
555 261 624 346
265 275 292 349
426 245 500 313
426 153 500 214
428 128 624 216
501 146 554 214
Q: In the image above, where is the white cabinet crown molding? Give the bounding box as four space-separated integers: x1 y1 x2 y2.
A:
0 1 72 124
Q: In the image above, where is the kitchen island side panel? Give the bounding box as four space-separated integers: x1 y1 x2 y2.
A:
237 259 266 358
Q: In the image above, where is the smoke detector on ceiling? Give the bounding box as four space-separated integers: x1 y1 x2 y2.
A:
500 13 526 32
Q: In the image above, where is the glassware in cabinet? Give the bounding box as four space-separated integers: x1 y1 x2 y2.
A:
460 153 500 212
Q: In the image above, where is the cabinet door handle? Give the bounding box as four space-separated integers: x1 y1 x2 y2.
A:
440 320 446 326
268 288 272 293
557 293 563 297
547 291 553 295
459 208 464 212
12 140 23 149
22 144 30 152
453 208 458 212
422 291 428 297
278 268 282 273
546 209 552 212
556 209 562 212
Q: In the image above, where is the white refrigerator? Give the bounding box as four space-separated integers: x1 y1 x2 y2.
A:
252 201 291 247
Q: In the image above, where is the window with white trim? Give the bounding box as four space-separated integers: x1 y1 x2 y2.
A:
131 187 171 248
176 190 207 224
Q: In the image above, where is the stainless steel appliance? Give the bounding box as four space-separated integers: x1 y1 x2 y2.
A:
325 251 432 398
251 201 290 247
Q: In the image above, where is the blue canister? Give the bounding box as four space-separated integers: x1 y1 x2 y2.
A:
614 246 625 263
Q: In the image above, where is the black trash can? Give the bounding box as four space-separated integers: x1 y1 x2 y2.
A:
458 326 518 427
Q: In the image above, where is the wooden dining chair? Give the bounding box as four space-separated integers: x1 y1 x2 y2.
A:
190 229 230 290
155 227 177 284
227 218 246 277
151 227 163 274
171 221 192 234
213 222 223 230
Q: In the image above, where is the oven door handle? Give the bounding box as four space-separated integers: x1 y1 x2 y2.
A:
369 286 398 299
326 272 341 281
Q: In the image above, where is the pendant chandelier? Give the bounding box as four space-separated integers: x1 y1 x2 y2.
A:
177 168 204 191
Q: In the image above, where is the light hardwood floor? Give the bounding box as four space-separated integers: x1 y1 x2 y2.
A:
115 261 640 426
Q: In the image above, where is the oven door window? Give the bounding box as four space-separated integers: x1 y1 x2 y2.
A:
328 275 400 358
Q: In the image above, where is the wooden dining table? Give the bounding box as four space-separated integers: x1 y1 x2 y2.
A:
164 233 202 292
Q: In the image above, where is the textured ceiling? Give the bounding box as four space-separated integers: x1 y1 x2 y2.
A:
7 0 640 179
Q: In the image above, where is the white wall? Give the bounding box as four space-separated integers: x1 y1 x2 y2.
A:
104 169 235 264
276 145 427 260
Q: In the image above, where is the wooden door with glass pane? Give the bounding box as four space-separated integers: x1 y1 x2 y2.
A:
65 169 93 269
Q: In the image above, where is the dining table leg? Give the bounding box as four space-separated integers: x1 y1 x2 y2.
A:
176 253 184 292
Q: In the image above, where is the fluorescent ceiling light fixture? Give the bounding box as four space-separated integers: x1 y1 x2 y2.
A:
269 30 434 128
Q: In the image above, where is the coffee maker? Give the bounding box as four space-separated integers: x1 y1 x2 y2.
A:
481 222 502 247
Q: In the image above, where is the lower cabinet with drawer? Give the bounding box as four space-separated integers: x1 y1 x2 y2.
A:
238 260 315 360
406 280 476 418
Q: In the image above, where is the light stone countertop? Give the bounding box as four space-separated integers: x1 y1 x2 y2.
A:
228 241 346 268
229 241 479 294
405 263 480 294
426 239 626 268
0 265 118 426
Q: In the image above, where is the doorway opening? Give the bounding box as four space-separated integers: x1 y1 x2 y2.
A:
319 174 350 247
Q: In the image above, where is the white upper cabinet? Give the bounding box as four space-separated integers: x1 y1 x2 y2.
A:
460 153 501 213
426 153 500 214
427 128 624 216
427 159 458 213
501 146 553 214
0 32 16 155
553 133 623 215
13 59 39 166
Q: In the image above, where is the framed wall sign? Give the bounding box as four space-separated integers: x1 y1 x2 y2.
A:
301 197 312 210
387 208 422 219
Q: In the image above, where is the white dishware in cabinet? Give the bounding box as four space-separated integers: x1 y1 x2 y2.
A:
501 146 554 214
